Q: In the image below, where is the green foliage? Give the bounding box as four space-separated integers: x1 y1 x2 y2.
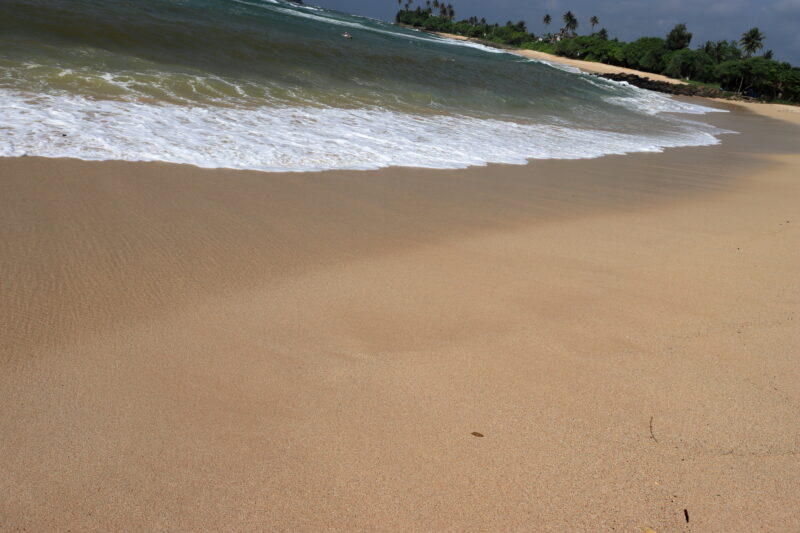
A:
663 49 695 79
554 35 625 65
624 37 668 72
716 56 799 99
666 23 692 51
689 50 716 81
685 79 725 89
662 48 715 81
701 40 741 64
780 68 800 101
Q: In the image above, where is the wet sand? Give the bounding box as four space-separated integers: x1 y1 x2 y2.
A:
1 103 799 531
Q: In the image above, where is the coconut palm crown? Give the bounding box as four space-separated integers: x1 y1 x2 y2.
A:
562 10 578 34
740 27 765 57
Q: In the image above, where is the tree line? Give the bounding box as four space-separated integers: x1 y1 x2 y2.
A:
394 3 800 103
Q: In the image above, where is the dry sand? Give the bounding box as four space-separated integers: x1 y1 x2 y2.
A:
717 99 800 122
1 103 799 531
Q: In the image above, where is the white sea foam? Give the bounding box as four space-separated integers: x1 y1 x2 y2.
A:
0 88 729 172
431 36 518 55
520 57 585 74
605 92 727 115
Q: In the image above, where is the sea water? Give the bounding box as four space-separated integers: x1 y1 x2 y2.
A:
0 0 728 172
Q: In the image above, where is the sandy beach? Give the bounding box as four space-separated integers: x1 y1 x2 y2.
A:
1 102 799 531
434 31 688 84
514 48 687 84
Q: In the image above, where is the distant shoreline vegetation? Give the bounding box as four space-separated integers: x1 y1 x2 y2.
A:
394 2 800 104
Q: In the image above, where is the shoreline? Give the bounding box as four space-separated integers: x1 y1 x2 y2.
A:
432 30 687 83
431 30 800 103
0 95 795 177
2 102 799 530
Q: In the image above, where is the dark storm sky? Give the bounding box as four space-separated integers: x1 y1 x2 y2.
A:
310 0 800 64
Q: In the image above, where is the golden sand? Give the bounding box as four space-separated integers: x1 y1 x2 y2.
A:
1 103 798 531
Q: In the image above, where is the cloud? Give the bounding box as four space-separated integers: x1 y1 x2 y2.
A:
772 0 800 13
705 0 749 15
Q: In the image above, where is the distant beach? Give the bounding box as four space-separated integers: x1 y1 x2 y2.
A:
436 30 691 82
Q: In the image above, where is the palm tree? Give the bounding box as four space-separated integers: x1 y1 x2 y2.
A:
740 27 765 58
562 10 578 35
446 4 454 20
590 15 599 32
543 13 552 31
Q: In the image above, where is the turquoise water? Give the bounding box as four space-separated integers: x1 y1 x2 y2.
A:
0 0 727 171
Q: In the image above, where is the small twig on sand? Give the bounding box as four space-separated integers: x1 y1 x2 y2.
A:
649 416 658 444
684 509 689 523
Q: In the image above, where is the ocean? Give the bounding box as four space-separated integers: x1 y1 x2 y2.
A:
0 0 729 172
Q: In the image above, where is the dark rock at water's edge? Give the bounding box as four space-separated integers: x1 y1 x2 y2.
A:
593 73 752 101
